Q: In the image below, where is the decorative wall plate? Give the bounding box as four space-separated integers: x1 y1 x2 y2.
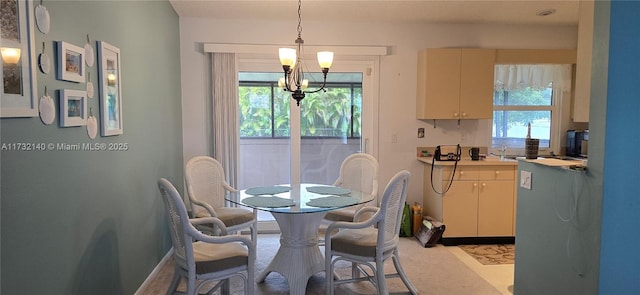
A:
37 42 50 74
87 115 98 139
84 43 94 67
38 52 50 74
39 94 55 125
35 4 50 34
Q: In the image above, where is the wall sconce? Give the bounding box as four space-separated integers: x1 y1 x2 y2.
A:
1 47 22 64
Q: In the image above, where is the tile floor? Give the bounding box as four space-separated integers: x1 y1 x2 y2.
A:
447 246 515 294
258 214 515 294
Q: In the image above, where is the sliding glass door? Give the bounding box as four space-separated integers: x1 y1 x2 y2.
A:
299 73 363 185
237 58 377 228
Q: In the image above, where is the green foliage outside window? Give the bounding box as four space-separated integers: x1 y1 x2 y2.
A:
493 86 554 148
239 84 276 137
239 82 362 138
494 87 551 106
493 87 552 138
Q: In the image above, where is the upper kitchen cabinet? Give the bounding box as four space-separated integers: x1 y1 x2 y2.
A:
417 48 496 120
573 0 595 123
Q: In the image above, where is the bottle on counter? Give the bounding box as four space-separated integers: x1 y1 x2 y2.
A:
501 144 507 160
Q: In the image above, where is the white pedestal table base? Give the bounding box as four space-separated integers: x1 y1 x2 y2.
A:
257 211 327 295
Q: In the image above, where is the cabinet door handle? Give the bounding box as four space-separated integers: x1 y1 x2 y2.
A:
460 171 465 175
473 183 478 187
453 112 459 117
461 112 467 117
495 171 500 174
482 183 487 187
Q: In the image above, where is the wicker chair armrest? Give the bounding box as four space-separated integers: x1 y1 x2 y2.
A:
189 198 218 217
353 206 380 222
326 211 381 240
187 229 256 259
189 217 228 235
325 214 381 250
223 183 238 193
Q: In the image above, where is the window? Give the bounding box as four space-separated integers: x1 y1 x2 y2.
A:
238 81 290 137
492 86 555 154
238 72 362 139
491 64 571 156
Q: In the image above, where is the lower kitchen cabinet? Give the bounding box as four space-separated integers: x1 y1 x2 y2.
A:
423 162 516 244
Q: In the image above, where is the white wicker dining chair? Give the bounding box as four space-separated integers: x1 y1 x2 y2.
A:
157 178 255 295
324 170 418 295
185 156 257 243
323 153 379 223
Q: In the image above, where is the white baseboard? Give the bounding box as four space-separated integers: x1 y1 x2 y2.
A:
134 247 174 295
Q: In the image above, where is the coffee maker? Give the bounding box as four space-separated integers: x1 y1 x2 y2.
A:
566 130 589 157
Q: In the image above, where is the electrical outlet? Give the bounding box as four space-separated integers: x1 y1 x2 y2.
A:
520 170 532 190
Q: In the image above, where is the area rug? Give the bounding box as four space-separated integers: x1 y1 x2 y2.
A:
458 244 515 265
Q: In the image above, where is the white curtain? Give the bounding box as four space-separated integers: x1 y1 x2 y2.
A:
494 64 572 92
211 53 239 189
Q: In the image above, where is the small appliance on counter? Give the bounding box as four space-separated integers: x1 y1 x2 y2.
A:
566 130 589 157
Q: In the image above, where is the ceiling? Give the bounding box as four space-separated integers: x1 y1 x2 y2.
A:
169 0 580 26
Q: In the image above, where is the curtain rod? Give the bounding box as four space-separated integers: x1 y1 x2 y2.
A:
203 43 389 56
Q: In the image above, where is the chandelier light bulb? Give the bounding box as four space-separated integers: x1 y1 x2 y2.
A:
317 51 334 69
279 48 296 67
302 79 309 90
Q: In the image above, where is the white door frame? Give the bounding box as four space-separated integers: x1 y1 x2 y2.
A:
238 56 380 232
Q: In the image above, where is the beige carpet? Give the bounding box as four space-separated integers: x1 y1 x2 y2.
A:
139 234 502 295
458 245 515 265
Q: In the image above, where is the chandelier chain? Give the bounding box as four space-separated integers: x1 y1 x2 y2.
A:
297 0 302 39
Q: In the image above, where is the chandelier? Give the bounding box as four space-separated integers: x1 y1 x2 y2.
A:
278 0 333 106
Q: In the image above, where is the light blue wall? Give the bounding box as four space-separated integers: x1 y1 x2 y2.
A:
599 0 640 293
514 161 602 295
513 1 610 292
515 1 640 294
1 1 182 294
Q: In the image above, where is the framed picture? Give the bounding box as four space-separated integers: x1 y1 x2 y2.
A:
59 89 87 127
57 41 85 83
1 0 38 117
97 41 122 136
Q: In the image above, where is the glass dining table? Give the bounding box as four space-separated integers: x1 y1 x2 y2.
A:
226 183 374 295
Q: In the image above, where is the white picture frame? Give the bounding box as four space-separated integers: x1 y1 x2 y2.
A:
97 41 123 136
0 0 38 117
59 89 88 127
57 41 85 83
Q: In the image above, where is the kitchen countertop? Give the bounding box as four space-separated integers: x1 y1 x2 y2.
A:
518 157 587 169
418 156 518 166
418 155 586 168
